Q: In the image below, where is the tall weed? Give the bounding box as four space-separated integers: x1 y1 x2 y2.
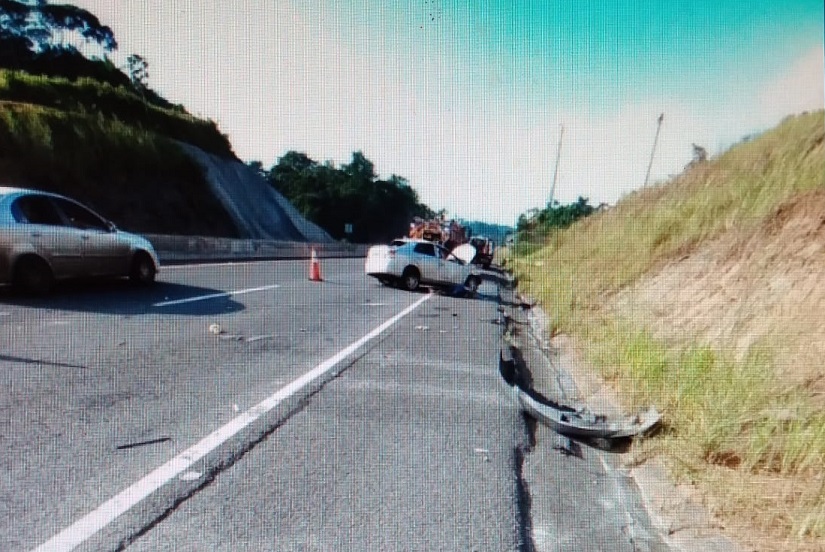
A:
508 110 825 546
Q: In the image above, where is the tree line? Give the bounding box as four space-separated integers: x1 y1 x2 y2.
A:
0 0 175 109
516 196 597 236
251 151 436 243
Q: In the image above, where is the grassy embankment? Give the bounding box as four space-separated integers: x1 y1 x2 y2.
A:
0 70 238 236
506 111 825 550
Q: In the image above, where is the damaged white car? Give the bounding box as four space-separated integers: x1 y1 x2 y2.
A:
365 239 481 293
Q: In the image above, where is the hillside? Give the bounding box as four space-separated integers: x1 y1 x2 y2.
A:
508 110 825 551
0 70 333 241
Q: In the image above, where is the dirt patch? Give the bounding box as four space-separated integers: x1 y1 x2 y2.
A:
614 189 825 397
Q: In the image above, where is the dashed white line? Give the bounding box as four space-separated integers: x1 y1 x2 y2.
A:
32 292 432 552
152 285 280 307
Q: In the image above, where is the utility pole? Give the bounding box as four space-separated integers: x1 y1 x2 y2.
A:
549 124 564 206
644 113 664 187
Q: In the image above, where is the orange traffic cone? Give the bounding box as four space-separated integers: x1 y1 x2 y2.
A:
309 248 323 281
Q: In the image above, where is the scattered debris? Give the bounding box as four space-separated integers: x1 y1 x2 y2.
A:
516 294 537 310
208 323 222 335
178 471 202 481
415 325 430 331
116 437 172 450
517 389 660 439
245 334 275 343
551 435 584 458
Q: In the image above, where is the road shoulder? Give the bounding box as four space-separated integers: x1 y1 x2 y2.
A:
515 298 744 552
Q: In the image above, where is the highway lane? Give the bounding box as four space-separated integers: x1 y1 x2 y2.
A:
0 259 529 550
124 276 525 551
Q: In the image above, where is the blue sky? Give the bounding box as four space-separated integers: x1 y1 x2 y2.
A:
72 1 823 225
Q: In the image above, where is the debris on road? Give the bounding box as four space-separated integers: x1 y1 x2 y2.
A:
551 435 584 458
517 387 660 440
208 323 222 335
245 334 275 343
116 437 172 450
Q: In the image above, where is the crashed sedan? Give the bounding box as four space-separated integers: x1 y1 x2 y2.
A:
365 238 480 293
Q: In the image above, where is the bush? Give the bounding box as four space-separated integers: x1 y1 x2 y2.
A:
0 69 235 158
0 102 238 236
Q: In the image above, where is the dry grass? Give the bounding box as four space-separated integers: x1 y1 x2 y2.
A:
506 110 825 549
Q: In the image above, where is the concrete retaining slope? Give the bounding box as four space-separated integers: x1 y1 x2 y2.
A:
177 142 333 243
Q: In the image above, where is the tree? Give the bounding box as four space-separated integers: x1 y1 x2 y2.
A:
342 150 376 182
0 0 124 84
245 160 267 179
265 150 436 243
0 0 117 55
516 197 595 235
691 143 707 164
684 143 708 171
127 53 148 90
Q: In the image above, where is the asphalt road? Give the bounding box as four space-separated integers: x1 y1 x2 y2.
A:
0 258 665 551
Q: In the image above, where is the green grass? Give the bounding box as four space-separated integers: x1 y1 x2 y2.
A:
0 69 235 158
506 110 825 548
0 101 238 236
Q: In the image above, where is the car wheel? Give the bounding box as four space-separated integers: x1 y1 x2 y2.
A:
464 275 480 294
129 251 157 285
401 267 420 291
13 256 54 295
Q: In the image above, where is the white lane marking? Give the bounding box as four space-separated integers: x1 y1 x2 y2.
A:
33 292 432 552
160 261 254 270
152 285 280 307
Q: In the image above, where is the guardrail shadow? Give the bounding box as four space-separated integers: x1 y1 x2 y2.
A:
0 279 245 316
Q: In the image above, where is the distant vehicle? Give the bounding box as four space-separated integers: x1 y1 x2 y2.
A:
365 238 480 293
0 187 159 294
408 216 468 250
469 236 494 268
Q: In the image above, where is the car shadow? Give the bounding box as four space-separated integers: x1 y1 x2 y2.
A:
0 279 245 316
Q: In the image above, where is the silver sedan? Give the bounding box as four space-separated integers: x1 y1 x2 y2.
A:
0 187 159 294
